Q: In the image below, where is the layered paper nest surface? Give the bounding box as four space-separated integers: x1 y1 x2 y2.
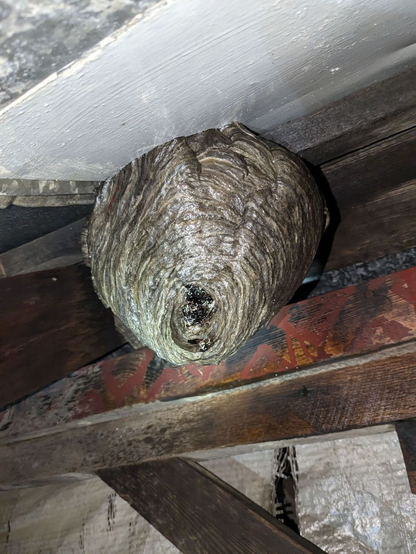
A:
83 123 327 365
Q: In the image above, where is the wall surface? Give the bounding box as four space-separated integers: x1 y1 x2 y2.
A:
0 0 415 181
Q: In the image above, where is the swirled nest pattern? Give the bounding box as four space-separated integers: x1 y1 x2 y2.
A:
83 123 327 365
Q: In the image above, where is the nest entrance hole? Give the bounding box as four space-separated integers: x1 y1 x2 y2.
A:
182 284 215 352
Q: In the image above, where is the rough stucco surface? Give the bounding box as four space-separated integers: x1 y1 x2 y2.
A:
0 0 158 107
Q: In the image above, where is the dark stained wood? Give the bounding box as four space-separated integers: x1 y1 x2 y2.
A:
265 67 416 165
0 264 123 409
323 127 416 211
264 70 416 269
2 266 414 441
98 458 325 554
1 341 415 487
327 178 416 270
396 420 416 494
0 218 85 278
322 126 416 269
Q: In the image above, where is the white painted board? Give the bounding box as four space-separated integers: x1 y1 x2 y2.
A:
0 0 415 181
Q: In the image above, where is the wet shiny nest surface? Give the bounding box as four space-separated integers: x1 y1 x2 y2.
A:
83 123 326 365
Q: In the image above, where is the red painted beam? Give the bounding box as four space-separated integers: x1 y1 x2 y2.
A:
1 266 415 440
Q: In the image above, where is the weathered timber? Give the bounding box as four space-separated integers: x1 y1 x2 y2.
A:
0 194 95 208
396 420 416 494
1 0 413 182
266 66 416 165
0 179 97 197
323 127 416 211
2 266 414 442
0 218 85 278
0 341 415 487
327 179 416 270
0 264 123 409
98 458 325 554
323 127 416 269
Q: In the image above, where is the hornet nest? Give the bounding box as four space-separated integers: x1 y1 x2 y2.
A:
83 123 328 365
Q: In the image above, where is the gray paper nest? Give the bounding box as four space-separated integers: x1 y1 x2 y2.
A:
83 123 327 366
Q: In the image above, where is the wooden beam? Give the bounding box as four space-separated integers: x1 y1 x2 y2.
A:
2 266 414 442
0 264 123 409
1 340 415 487
0 193 95 208
0 179 97 197
98 458 325 554
396 420 416 494
322 127 416 210
323 127 416 269
266 66 416 165
0 0 414 182
0 179 96 208
0 218 86 277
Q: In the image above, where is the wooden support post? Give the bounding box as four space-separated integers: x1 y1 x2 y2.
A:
396 420 416 494
0 264 123 409
98 458 325 554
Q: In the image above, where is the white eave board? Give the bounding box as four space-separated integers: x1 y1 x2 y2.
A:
0 0 415 181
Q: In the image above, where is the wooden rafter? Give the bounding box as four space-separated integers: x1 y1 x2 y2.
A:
1 340 415 488
99 459 325 554
2 266 415 442
0 218 86 278
396 420 416 494
0 264 123 409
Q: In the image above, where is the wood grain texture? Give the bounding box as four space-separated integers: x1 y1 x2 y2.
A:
322 127 416 211
0 264 123 409
323 127 416 269
0 179 97 197
0 0 414 181
0 194 95 208
266 67 416 165
396 420 416 494
98 459 325 554
2 266 414 442
1 341 415 487
0 218 85 277
327 178 416 270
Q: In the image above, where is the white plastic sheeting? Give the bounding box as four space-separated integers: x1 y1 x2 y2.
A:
0 450 276 553
296 432 416 554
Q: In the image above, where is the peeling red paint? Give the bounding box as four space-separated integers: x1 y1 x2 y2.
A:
2 267 416 439
101 349 152 406
73 390 106 420
146 367 183 402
